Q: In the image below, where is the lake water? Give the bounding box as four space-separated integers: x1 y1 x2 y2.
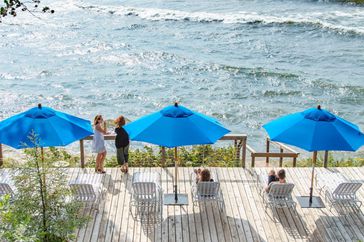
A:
1 0 364 155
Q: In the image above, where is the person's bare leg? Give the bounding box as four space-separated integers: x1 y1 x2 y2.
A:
95 153 101 172
100 151 107 172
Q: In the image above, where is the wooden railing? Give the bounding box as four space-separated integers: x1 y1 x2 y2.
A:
246 137 300 167
81 133 248 168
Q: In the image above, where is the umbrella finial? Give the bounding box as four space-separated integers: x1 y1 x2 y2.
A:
38 103 42 109
317 105 321 110
174 102 178 107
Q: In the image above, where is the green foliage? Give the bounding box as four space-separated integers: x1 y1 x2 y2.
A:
340 0 364 3
0 133 89 241
297 152 364 167
4 145 363 170
82 145 238 168
0 0 53 22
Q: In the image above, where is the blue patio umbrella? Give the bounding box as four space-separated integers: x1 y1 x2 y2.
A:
125 103 230 204
0 104 93 149
263 105 364 207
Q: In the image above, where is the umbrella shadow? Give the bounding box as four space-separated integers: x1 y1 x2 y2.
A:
308 207 364 242
133 208 267 242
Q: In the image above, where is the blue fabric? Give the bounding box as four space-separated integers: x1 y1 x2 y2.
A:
124 105 230 148
0 106 93 148
263 107 364 152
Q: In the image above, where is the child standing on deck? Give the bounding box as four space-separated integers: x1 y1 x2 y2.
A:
115 115 130 173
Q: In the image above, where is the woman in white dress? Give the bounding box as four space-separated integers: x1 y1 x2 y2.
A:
92 115 107 173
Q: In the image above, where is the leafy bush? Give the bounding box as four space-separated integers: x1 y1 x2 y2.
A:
0 135 89 241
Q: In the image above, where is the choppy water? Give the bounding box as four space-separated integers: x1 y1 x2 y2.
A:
1 0 364 155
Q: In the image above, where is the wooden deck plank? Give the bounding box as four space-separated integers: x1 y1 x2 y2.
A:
212 168 232 242
293 167 335 242
253 168 291 242
235 168 268 242
221 167 251 242
184 167 197 242
100 168 118 242
3 167 364 242
243 168 286 242
189 167 205 242
178 166 190 242
336 167 364 241
208 167 227 242
175 166 186 242
160 167 169 242
113 167 130 241
295 168 342 242
90 168 113 242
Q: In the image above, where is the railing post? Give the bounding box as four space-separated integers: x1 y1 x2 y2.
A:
324 150 329 168
241 137 246 168
161 147 166 167
293 156 297 167
80 139 85 168
0 143 3 167
234 140 239 162
266 138 270 165
279 148 283 167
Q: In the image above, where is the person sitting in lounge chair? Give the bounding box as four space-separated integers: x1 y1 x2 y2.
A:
267 169 279 185
265 169 286 192
194 168 214 183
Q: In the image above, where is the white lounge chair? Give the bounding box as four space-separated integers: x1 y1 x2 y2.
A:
69 183 100 211
0 183 15 200
0 170 17 200
130 172 163 223
69 173 104 212
263 183 296 211
190 171 225 211
316 172 362 210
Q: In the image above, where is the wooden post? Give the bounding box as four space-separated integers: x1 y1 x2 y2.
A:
293 157 297 167
80 139 85 168
41 147 44 162
266 138 270 165
0 144 3 167
323 150 329 168
279 148 284 167
241 137 246 168
161 146 166 167
251 155 255 168
234 140 239 162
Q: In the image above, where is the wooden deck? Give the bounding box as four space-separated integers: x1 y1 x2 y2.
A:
69 167 364 242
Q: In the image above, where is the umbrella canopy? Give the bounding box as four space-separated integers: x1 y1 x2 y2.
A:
125 103 230 147
263 106 364 152
0 104 93 149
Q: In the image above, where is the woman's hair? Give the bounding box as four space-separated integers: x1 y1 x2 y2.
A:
200 169 211 182
94 115 102 126
277 169 286 180
114 115 126 127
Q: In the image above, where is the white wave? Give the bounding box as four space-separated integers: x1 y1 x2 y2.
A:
80 4 364 35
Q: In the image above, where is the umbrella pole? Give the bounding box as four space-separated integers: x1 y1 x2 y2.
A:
309 151 317 205
174 147 178 202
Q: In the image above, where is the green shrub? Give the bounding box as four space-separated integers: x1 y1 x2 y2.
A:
0 134 90 241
